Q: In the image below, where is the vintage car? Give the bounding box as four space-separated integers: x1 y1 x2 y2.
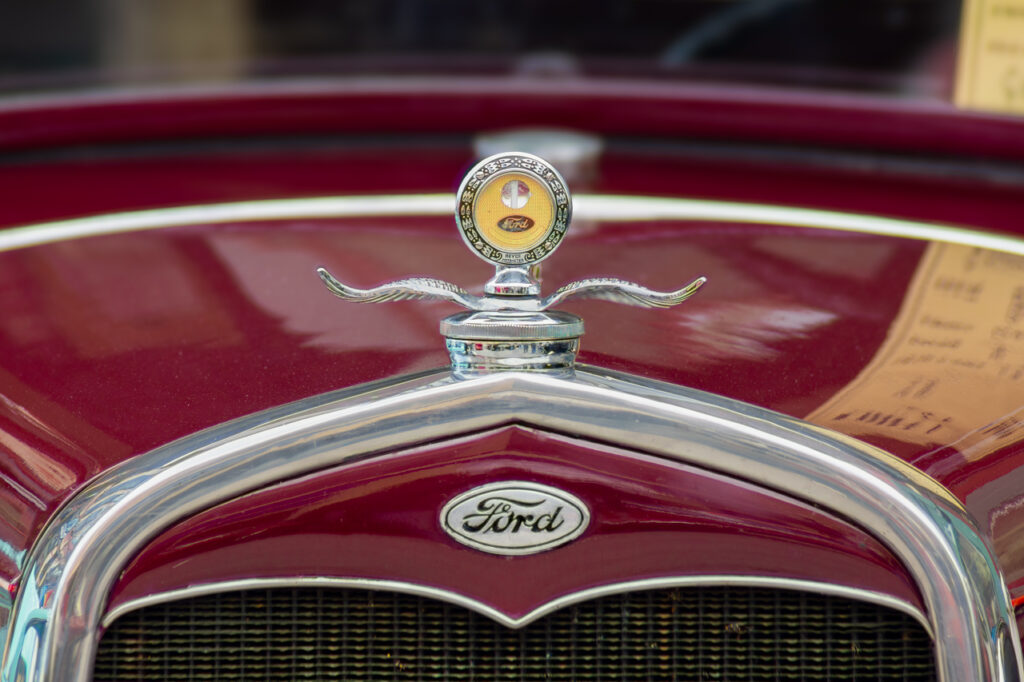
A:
2 3 1024 681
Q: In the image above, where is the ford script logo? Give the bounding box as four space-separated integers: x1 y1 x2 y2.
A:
496 215 535 233
441 481 590 556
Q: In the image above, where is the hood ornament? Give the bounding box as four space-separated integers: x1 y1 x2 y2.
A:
316 272 704 313
318 152 705 378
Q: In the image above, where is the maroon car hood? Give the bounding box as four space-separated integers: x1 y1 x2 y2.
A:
1 83 1024 603
3 207 1024 586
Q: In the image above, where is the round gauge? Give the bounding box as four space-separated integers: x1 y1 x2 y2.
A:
456 152 572 266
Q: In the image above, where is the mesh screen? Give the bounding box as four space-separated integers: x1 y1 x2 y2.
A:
95 585 935 681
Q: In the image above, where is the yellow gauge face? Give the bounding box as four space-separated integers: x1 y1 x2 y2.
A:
456 152 571 265
473 171 555 254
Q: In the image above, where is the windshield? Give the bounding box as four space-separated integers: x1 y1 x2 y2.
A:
1 1 961 98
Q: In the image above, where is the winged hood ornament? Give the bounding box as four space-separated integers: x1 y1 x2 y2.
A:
316 272 705 313
318 152 705 376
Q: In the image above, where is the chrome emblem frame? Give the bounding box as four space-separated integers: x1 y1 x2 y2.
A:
455 152 571 265
440 481 590 556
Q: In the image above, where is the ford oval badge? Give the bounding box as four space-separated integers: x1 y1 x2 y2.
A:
441 481 590 556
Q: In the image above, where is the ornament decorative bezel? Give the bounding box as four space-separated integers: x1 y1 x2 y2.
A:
456 152 572 266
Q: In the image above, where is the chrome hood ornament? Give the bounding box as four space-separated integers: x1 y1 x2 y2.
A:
316 272 704 313
318 152 705 377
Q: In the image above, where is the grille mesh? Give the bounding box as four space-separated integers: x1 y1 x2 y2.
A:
95 586 935 681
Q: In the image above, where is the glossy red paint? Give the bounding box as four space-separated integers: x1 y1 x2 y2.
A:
0 216 931 579
1 88 1023 616
3 145 1024 237
109 426 923 618
2 80 1024 164
4 206 1024 600
2 89 1024 235
0 147 471 230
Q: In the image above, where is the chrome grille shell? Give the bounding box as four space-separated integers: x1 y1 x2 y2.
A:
1 367 1018 681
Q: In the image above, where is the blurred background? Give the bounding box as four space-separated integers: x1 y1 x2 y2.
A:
0 0 962 98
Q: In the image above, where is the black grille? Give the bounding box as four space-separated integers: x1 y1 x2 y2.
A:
95 586 935 681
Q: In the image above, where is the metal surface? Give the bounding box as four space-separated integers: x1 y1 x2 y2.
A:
93 581 934 681
456 152 571 266
1 366 1020 681
0 589 10 652
319 155 704 377
483 266 541 297
445 330 580 378
317 268 481 308
106 423 924 618
319 270 705 313
314 151 705 319
440 310 583 340
439 480 590 556
100 574 933 634
4 192 1024 257
542 275 707 309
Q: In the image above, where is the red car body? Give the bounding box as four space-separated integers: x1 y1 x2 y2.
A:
1 78 1023 679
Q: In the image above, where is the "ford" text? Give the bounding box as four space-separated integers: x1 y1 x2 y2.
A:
461 496 565 534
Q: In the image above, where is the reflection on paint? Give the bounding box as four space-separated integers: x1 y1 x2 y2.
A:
807 243 1024 460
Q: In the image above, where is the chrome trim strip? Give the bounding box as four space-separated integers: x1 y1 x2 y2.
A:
2 366 1020 681
3 193 1024 256
0 585 10 652
100 575 934 636
579 195 1024 256
0 195 453 253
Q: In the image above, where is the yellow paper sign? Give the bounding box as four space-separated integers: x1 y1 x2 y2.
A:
956 0 1024 114
806 242 1024 461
